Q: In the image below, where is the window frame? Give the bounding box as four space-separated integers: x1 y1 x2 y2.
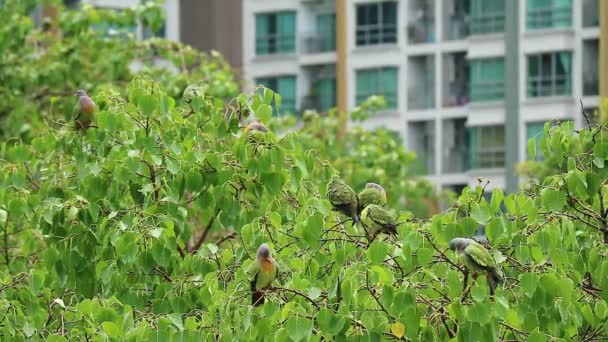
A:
355 1 398 46
469 57 505 102
255 11 296 56
527 51 572 98
355 67 398 109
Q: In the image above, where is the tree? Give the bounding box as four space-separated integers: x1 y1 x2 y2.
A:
0 1 606 341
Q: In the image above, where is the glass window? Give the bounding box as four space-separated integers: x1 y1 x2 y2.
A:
470 0 505 35
527 0 572 29
256 76 297 115
469 126 505 169
318 78 336 112
470 58 505 102
316 14 336 52
355 67 398 109
527 51 572 97
356 1 398 46
255 12 296 55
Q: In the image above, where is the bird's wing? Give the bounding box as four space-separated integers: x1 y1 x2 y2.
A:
465 242 495 269
329 182 356 206
73 102 81 120
368 205 396 226
358 188 376 208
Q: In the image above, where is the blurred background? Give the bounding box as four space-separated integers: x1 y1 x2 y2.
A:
24 0 606 198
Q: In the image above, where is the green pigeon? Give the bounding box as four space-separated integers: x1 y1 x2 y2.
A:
361 204 398 235
244 121 268 133
251 243 278 306
327 175 359 223
449 238 502 295
182 84 205 110
73 90 96 131
357 182 387 214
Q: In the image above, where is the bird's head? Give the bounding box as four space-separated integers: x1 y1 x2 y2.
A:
256 243 272 261
366 182 386 198
449 238 472 252
244 122 268 133
75 90 87 97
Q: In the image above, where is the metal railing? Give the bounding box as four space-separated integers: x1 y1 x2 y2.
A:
527 75 571 97
527 5 572 29
408 89 434 110
356 24 398 46
470 12 505 35
301 34 335 54
583 75 599 96
255 34 296 55
473 149 505 169
444 15 469 41
407 20 435 44
470 81 505 102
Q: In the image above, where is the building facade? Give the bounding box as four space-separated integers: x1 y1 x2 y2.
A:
242 0 602 194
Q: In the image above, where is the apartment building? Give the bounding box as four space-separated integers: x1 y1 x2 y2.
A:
242 0 603 194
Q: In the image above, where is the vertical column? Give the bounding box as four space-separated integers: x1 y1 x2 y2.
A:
505 0 520 193
600 0 608 97
336 0 348 139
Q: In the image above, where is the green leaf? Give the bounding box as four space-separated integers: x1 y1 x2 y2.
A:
527 137 536 160
519 273 539 298
367 240 388 265
471 202 491 225
316 308 346 337
29 269 45 294
540 189 566 211
139 94 158 117
490 188 504 212
102 321 122 339
527 329 546 342
256 104 273 123
286 316 312 342
167 313 184 331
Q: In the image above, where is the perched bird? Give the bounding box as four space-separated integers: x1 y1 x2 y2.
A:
250 243 278 306
361 204 398 235
449 238 502 295
73 90 96 131
327 175 359 223
358 182 387 214
244 122 268 133
182 84 205 110
472 226 490 247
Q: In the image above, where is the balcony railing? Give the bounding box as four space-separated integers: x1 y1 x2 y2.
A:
583 76 599 96
527 75 571 97
527 5 572 29
301 34 335 54
445 15 469 41
255 34 296 55
470 81 505 102
470 13 505 35
408 90 434 110
407 20 435 44
472 149 505 169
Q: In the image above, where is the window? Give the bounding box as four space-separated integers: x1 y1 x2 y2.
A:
526 122 546 161
470 0 505 35
470 58 505 102
317 14 336 52
582 0 599 27
356 67 398 109
527 0 572 30
255 12 296 55
527 52 571 97
583 40 599 96
256 76 297 115
318 78 336 112
408 121 435 175
469 125 505 169
356 2 398 46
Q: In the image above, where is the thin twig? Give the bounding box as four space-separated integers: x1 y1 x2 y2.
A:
190 209 221 254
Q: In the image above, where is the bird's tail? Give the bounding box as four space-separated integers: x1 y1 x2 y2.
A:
385 225 398 235
252 290 265 306
487 268 503 295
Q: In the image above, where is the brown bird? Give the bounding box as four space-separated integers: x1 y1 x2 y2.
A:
73 89 96 131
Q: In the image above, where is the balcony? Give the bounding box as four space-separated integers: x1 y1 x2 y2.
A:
408 55 435 110
442 0 469 41
408 0 435 44
442 118 469 173
583 39 598 96
301 34 335 54
443 52 469 107
408 121 436 175
583 0 599 27
469 0 505 35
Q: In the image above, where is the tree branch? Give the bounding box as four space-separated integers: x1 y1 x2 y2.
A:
189 209 221 254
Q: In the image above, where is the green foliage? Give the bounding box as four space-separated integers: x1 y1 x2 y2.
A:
0 1 606 341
